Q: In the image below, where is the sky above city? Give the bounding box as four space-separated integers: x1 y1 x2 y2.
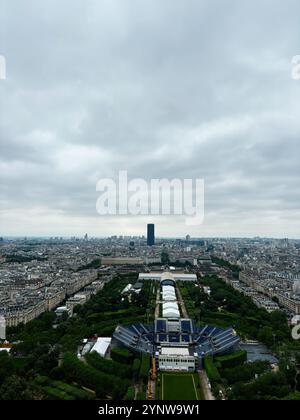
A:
0 0 300 238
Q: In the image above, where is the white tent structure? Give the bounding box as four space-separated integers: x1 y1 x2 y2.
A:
162 293 177 301
162 286 175 292
162 285 177 301
91 337 112 358
162 302 180 318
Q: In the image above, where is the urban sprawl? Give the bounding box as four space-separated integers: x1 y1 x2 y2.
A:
1 233 299 329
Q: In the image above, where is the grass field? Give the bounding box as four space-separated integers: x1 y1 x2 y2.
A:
161 373 204 400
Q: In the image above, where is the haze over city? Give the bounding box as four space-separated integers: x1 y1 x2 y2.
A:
1 0 300 238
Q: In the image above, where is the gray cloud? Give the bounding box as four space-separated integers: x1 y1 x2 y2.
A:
0 0 300 237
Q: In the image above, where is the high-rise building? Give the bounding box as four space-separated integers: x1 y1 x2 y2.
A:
147 224 155 246
0 315 6 340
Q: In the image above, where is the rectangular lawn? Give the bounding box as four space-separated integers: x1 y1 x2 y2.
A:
161 373 200 400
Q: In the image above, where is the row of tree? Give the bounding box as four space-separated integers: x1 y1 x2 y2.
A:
2 273 151 400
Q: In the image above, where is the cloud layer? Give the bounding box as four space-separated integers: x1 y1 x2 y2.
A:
1 0 300 237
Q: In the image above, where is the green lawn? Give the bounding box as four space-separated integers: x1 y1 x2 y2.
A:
161 373 203 400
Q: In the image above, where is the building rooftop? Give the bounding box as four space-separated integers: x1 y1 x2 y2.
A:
91 337 111 357
160 347 190 356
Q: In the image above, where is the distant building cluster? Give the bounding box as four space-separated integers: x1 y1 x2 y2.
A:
0 239 115 327
1 234 299 331
212 237 300 316
0 269 108 327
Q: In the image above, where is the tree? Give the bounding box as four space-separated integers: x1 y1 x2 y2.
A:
282 392 300 400
125 386 135 401
0 375 35 400
257 327 274 348
139 353 150 383
0 351 15 385
111 348 134 365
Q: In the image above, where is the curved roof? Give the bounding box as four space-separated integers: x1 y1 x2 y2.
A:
163 302 179 310
161 273 176 287
162 308 180 318
161 272 175 281
162 296 177 302
162 292 176 298
162 289 176 295
161 279 176 287
162 286 175 292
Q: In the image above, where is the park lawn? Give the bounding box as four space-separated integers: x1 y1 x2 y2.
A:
161 373 202 401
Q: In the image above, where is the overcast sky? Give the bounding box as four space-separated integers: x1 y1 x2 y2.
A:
0 0 300 238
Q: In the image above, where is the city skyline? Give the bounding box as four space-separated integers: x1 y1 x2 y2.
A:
2 233 300 241
1 0 300 238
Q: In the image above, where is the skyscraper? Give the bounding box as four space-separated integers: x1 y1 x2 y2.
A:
0 315 6 340
147 224 155 246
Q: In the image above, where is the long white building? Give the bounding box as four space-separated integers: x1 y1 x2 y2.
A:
139 272 197 282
